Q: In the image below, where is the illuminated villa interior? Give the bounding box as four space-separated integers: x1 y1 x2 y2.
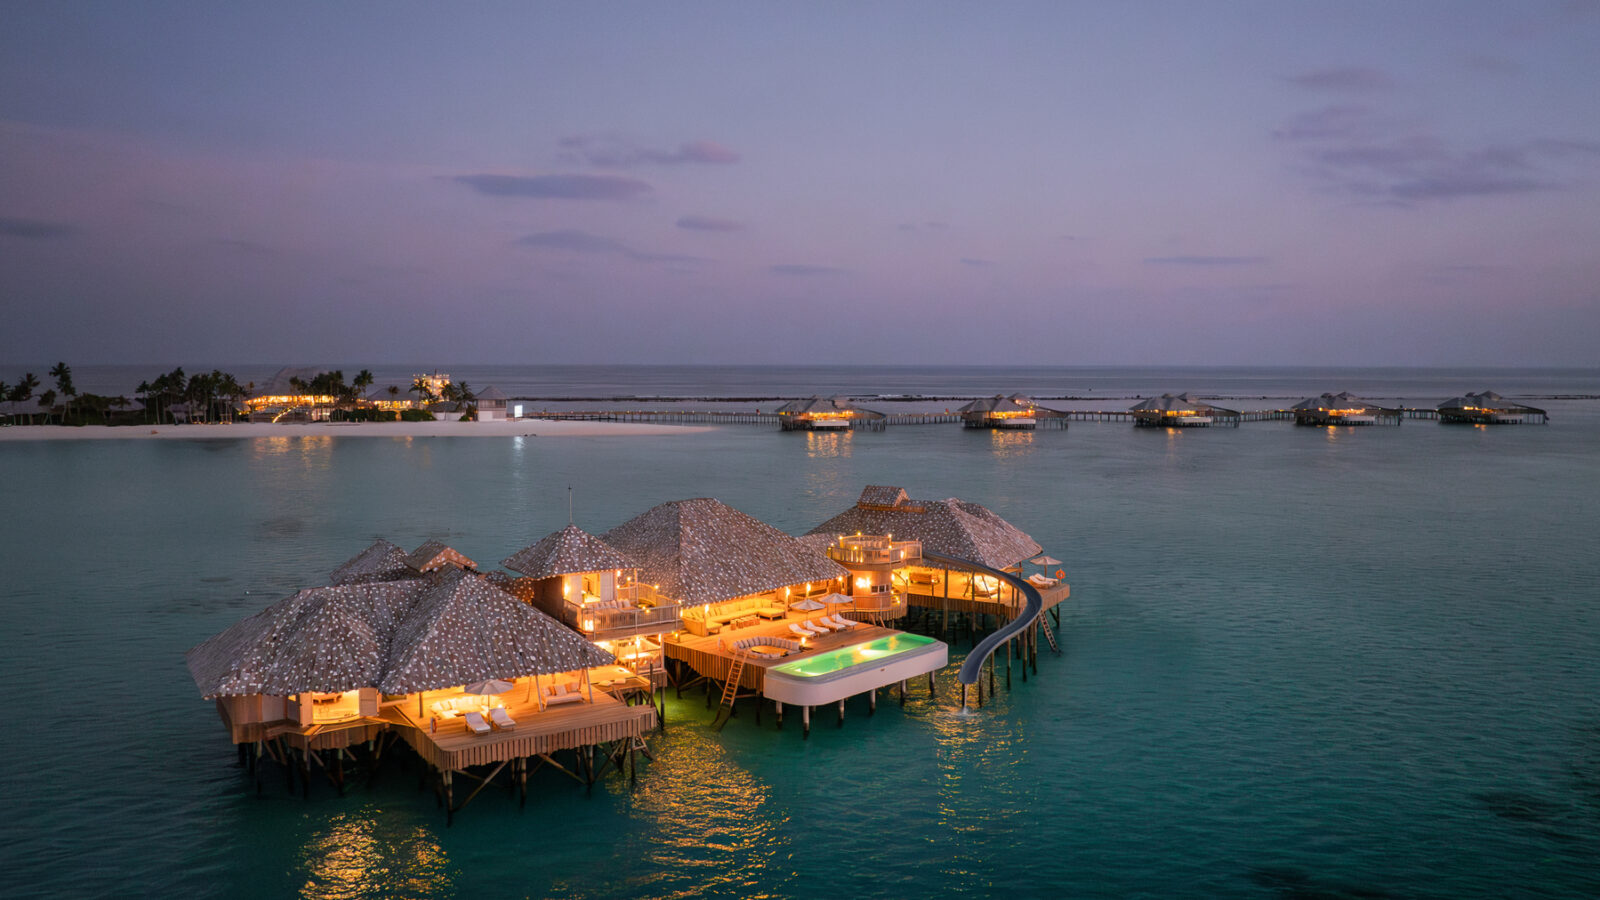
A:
1129 392 1242 427
1292 392 1402 426
957 394 1067 430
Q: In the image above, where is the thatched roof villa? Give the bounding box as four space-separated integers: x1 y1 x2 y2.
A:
503 524 676 677
807 486 1042 571
1437 391 1548 425
1128 393 1240 427
1292 392 1401 426
775 395 887 431
957 394 1067 430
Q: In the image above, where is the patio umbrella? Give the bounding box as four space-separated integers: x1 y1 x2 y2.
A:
821 592 854 605
791 598 825 611
1029 555 1062 567
465 678 514 696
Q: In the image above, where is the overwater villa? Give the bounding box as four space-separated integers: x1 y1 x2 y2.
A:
1437 391 1549 425
189 490 1068 812
1129 393 1241 427
775 395 887 431
499 524 677 686
1292 392 1401 426
957 394 1067 430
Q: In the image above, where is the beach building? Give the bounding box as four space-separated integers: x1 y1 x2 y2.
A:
1437 391 1548 425
501 524 678 684
188 548 654 819
957 394 1067 429
775 395 887 431
1129 393 1241 427
366 387 415 412
1292 392 1401 426
245 367 338 422
474 386 509 421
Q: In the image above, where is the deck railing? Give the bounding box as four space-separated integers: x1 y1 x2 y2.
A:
826 537 923 565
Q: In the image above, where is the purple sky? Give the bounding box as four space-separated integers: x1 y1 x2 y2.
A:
3 2 1599 367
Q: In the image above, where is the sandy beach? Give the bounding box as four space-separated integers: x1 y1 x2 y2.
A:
0 418 710 441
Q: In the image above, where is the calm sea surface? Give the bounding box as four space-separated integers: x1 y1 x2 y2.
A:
2 367 1598 899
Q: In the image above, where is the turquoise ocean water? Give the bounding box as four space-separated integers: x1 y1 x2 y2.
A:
2 366 1598 898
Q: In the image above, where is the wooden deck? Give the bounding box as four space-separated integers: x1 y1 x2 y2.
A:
388 687 656 771
664 615 901 693
904 579 1070 618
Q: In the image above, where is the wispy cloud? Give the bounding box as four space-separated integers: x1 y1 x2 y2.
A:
1286 66 1394 92
1276 105 1600 204
1145 255 1267 266
769 263 844 276
559 135 740 168
960 257 997 267
517 229 702 263
0 216 76 240
676 214 743 232
453 173 652 200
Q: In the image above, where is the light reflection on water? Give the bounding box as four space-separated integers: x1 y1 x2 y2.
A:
986 430 1034 459
804 430 852 458
298 810 452 900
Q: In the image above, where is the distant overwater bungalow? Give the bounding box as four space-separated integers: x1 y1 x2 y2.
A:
958 394 1068 429
1292 392 1401 426
1129 392 1241 427
1437 391 1549 425
775 395 887 431
188 487 1068 813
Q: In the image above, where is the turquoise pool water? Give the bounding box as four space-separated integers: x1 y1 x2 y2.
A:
770 633 937 678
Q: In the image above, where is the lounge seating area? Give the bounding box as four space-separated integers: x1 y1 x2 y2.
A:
730 635 803 658
430 695 497 719
1027 573 1059 588
542 681 586 707
683 593 789 636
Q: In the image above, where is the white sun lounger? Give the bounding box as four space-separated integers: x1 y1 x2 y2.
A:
789 622 818 638
827 613 858 630
803 619 833 633
464 711 492 735
489 707 516 730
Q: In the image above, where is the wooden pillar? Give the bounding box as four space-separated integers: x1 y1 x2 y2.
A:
899 679 907 707
869 688 877 715
1005 638 1012 690
802 705 811 738
775 701 783 729
444 770 454 826
928 671 935 697
837 698 845 726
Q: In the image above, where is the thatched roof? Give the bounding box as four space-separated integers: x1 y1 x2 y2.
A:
251 366 325 398
807 486 1042 570
958 394 1032 415
186 567 611 699
601 498 847 605
1437 390 1545 415
378 568 612 694
1129 392 1238 415
474 385 509 402
330 539 412 585
775 395 885 419
404 540 476 573
1292 392 1395 414
503 524 636 580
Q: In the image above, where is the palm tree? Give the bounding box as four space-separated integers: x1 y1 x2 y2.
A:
49 362 75 423
135 380 151 424
39 389 57 425
409 376 435 406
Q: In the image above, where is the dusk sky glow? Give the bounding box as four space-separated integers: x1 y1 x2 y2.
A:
3 2 1599 367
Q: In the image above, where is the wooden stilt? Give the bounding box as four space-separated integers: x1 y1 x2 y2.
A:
928 671 936 697
1006 637 1012 690
444 771 454 826
301 748 311 798
775 701 783 729
899 679 907 707
869 688 877 715
803 705 811 738
837 698 845 726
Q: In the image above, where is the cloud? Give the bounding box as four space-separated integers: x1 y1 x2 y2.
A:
0 216 76 240
453 173 652 200
1286 66 1394 92
516 229 702 263
960 257 997 267
1464 54 1522 75
559 135 740 168
676 214 743 232
1276 106 1600 204
769 264 843 276
1144 255 1267 266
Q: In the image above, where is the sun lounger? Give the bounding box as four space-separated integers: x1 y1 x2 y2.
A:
789 622 818 638
489 707 516 730
464 711 492 735
827 613 858 630
803 619 833 633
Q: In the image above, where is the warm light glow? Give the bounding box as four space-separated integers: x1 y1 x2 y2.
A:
854 577 869 589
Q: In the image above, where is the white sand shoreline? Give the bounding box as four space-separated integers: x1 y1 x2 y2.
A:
0 418 712 441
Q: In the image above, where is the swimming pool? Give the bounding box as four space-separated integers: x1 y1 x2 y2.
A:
763 633 948 706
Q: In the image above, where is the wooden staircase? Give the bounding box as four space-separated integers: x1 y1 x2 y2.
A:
712 653 747 731
1037 616 1060 654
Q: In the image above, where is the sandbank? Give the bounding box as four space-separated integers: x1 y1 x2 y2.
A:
0 418 710 442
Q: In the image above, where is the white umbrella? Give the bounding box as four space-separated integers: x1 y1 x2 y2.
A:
821 592 854 605
1030 555 1062 566
464 678 514 696
791 597 825 611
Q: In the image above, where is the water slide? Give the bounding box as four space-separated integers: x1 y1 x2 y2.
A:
921 552 1042 703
